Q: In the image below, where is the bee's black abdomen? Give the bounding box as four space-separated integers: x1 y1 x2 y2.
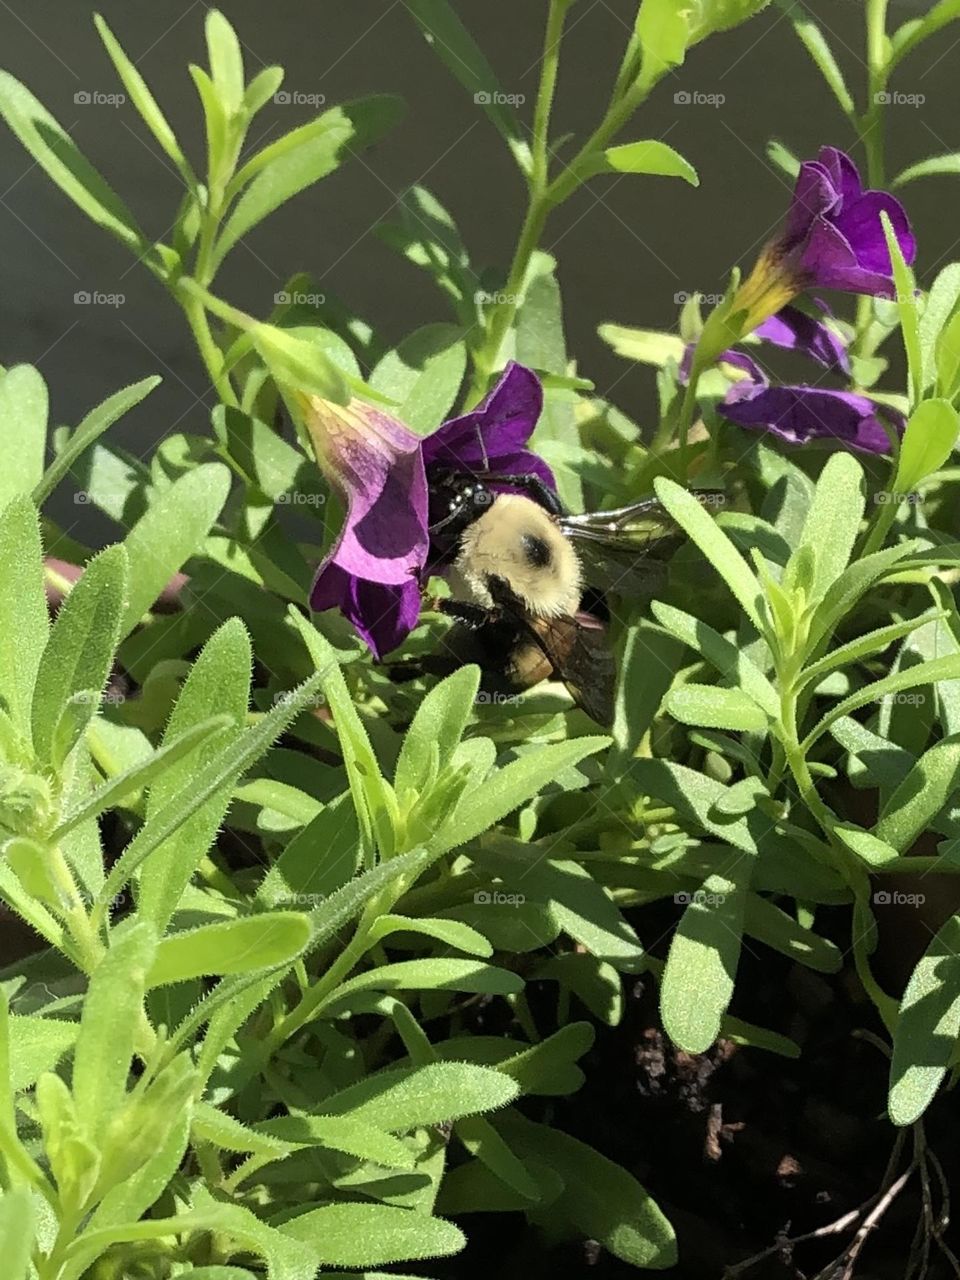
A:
521 532 552 568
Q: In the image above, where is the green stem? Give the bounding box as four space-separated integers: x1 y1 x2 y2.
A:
531 0 569 195
854 0 890 343
47 846 103 974
181 294 239 408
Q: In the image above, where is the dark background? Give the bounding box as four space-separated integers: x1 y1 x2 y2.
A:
0 0 956 521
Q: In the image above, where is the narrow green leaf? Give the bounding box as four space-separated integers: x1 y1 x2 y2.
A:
804 655 960 748
875 736 960 853
894 153 960 188
72 921 156 1142
889 915 960 1125
394 665 480 797
661 864 751 1052
652 601 779 716
121 463 231 637
894 399 959 493
319 1061 519 1130
0 72 147 253
205 10 244 114
793 452 865 601
282 1202 464 1268
31 544 127 761
0 366 47 507
0 495 48 736
666 684 769 733
147 914 311 988
587 140 698 186
0 1189 33 1280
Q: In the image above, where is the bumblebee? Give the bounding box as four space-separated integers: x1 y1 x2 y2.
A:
414 469 712 726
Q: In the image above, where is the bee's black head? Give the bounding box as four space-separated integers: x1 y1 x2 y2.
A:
426 471 496 564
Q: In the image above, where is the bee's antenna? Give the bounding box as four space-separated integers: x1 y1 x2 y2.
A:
475 424 489 472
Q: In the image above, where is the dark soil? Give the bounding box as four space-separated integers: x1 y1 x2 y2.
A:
438 897 960 1280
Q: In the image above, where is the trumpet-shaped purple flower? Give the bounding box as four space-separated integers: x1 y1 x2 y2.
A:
720 376 905 455
733 147 916 334
307 363 550 658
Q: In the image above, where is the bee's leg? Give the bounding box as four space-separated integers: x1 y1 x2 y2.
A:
433 598 496 630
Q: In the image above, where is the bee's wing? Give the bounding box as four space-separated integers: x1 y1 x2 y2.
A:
559 492 724 599
523 612 616 728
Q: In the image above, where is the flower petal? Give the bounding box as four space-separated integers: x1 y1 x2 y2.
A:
311 565 422 660
721 381 904 454
755 304 850 371
422 362 554 488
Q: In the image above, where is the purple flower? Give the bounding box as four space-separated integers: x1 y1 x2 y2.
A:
423 362 554 491
307 363 549 658
720 377 905 455
733 147 916 334
754 303 849 372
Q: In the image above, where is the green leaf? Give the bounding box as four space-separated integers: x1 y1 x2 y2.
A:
666 684 769 733
792 452 864 602
918 263 960 390
428 737 609 857
889 914 960 1125
661 863 751 1052
807 539 926 653
654 477 765 631
0 1189 33 1280
72 921 156 1142
0 366 47 507
500 1113 677 1269
0 494 48 736
318 1061 519 1130
138 618 251 930
121 463 231 638
254 1114 413 1170
34 376 160 506
147 913 311 988
779 3 854 114
743 894 841 972
937 310 960 400
31 544 127 761
894 153 960 188
894 398 959 493
587 140 698 186
537 952 622 1024
635 0 689 91
798 611 944 694
598 324 684 366
53 715 232 840
651 602 778 717
215 98 403 269
366 913 492 958
327 958 523 1008
205 9 244 114
8 1015 77 1092
93 17 193 185
0 72 147 254
282 1202 464 1268
804 654 960 748
403 0 530 172
394 665 480 797
875 736 960 853
369 324 467 434
881 209 923 404
97 668 328 908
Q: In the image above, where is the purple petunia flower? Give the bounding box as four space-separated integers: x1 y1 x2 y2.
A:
732 147 916 335
307 363 549 658
754 303 849 373
720 376 905 455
